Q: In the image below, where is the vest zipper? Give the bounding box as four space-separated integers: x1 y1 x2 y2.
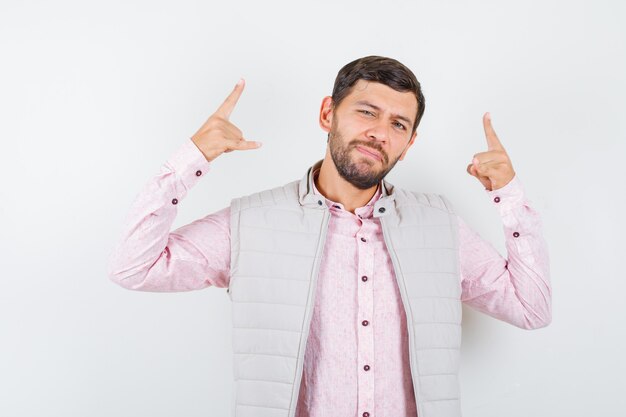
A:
288 207 331 417
379 215 423 417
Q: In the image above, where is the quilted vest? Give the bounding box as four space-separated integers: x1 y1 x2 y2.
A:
227 160 462 417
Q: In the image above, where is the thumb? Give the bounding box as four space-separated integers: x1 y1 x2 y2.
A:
230 138 263 151
466 163 492 190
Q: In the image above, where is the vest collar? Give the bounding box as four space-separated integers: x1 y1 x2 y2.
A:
297 159 396 217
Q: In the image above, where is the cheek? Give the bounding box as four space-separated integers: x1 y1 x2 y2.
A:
339 117 366 134
394 138 410 158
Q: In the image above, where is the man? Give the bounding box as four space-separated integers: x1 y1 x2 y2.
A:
108 55 551 417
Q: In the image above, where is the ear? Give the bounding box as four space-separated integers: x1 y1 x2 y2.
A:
398 131 418 161
319 96 334 133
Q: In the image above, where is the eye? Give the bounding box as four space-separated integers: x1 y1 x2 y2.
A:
358 109 374 116
393 121 406 130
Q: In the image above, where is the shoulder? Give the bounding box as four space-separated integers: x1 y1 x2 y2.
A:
230 179 300 214
392 185 456 214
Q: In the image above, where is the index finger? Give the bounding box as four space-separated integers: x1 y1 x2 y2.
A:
483 112 504 151
216 78 245 119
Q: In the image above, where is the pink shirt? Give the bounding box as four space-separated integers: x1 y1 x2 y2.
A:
108 139 552 417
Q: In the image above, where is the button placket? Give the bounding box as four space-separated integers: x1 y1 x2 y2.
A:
356 227 375 414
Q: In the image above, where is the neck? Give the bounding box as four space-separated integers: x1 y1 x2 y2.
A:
315 151 379 213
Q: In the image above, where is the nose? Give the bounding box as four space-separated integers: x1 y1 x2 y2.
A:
365 118 389 143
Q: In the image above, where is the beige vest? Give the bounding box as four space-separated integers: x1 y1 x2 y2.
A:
227 160 462 417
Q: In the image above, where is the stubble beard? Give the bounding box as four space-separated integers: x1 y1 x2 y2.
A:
328 122 401 190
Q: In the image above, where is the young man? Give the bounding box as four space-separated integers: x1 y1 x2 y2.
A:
108 56 551 417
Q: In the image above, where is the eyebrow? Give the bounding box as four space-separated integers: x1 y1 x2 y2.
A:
354 100 414 126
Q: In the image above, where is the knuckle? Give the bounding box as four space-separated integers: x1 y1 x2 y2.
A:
230 138 244 148
206 117 222 129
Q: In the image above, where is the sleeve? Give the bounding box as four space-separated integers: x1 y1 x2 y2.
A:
458 175 552 329
106 138 231 292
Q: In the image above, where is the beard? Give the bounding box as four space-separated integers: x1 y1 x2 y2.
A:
328 123 401 190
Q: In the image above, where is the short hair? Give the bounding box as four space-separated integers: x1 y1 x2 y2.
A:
331 55 425 134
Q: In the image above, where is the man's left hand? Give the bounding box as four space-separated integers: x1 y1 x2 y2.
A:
466 112 516 191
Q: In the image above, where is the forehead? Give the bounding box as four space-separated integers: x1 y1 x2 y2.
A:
341 79 418 115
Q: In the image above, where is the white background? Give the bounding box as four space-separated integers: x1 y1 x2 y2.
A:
1 0 624 416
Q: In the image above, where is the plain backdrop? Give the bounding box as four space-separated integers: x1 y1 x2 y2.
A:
1 0 624 416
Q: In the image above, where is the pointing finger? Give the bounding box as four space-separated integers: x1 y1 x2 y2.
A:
483 112 504 151
216 78 245 119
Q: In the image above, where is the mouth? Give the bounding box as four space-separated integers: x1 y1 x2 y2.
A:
355 145 383 162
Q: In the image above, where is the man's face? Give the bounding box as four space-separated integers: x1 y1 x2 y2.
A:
323 79 418 190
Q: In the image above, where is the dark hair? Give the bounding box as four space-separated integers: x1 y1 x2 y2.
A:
331 55 425 134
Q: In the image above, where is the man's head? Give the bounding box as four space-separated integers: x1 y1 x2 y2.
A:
319 55 425 190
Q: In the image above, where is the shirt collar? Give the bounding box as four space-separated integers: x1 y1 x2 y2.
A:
311 167 383 218
297 159 395 219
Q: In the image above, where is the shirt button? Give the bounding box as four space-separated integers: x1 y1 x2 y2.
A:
364 365 370 371
363 413 370 417
513 232 520 238
494 196 501 203
361 276 368 282
378 207 386 213
333 204 340 209
195 170 202 176
317 200 323 206
360 237 367 242
172 198 178 205
362 320 369 326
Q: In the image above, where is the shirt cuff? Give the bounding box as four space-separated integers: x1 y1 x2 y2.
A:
164 138 212 192
486 174 526 215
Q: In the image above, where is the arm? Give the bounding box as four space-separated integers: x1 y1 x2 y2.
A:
460 112 552 329
107 78 261 292
459 175 552 329
106 139 231 292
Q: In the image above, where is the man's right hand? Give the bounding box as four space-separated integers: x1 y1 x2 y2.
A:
191 78 262 162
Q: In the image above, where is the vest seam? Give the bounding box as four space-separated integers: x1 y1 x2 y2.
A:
240 224 320 235
237 203 301 212
396 201 455 214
